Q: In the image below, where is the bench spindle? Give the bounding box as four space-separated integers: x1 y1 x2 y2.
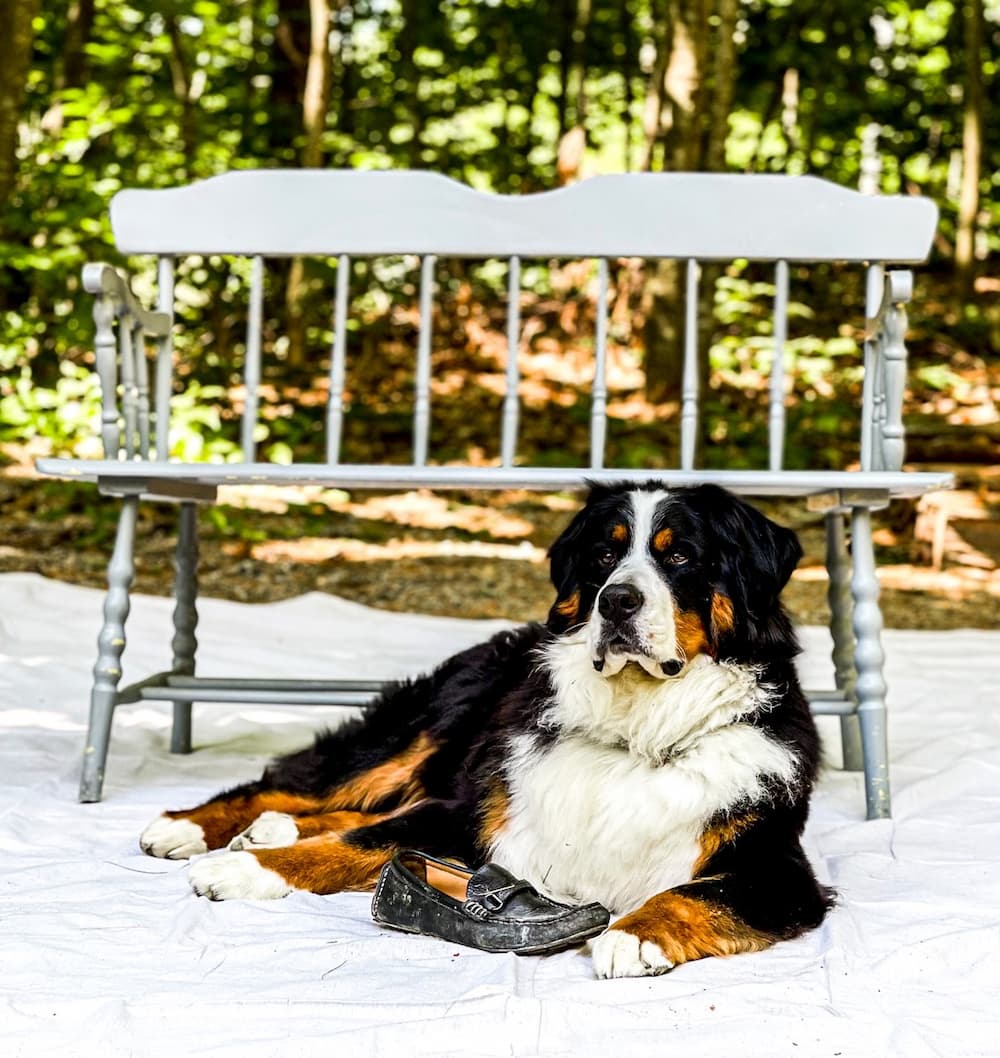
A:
769 259 789 471
501 255 521 468
680 258 700 471
590 258 610 469
880 287 908 472
325 254 351 465
861 263 883 471
93 295 119 459
119 316 137 459
155 256 175 460
414 254 436 467
133 321 150 458
242 254 265 461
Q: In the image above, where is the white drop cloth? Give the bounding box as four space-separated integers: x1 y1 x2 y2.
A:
1 571 997 1058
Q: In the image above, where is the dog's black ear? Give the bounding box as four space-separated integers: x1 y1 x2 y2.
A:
546 486 611 632
545 504 590 632
685 485 801 659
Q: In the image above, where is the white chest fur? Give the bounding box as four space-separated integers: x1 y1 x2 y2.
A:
489 659 798 915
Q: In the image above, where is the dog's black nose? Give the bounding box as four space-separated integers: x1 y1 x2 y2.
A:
598 583 643 621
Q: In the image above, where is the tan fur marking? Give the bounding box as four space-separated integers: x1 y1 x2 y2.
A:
252 836 392 894
710 593 735 637
674 610 709 660
692 814 758 876
610 891 775 966
323 732 436 812
555 591 580 619
293 810 391 840
479 784 510 849
611 523 628 542
652 527 673 551
166 792 325 849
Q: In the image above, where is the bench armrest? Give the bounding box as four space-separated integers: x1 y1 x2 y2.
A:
862 269 912 473
82 263 172 460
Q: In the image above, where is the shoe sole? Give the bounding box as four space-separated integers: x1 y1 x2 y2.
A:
373 917 607 956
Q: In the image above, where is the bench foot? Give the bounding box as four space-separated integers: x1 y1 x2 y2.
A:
169 502 199 754
850 506 891 819
80 497 138 803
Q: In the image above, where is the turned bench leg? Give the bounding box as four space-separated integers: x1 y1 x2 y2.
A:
80 496 138 803
850 506 891 819
169 502 199 754
825 511 863 772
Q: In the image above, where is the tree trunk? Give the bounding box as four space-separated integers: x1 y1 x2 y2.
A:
271 0 309 159
641 0 711 406
40 0 96 139
166 17 200 177
286 0 333 367
638 3 671 172
955 0 984 301
704 0 737 173
557 0 592 184
63 0 96 88
301 0 332 168
0 0 41 219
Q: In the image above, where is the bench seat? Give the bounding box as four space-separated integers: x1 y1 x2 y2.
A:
38 458 952 501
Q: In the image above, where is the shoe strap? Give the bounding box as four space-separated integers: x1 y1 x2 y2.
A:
463 879 534 919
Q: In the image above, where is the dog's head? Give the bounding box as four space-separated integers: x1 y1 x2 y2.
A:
546 483 802 675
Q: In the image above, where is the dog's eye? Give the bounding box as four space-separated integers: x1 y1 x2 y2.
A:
593 547 616 569
666 551 689 566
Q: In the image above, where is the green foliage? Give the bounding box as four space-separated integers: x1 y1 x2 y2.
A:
0 361 102 453
1 0 996 468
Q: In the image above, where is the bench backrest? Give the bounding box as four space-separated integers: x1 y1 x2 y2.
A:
107 171 938 473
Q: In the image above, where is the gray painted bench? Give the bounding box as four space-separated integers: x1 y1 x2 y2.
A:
35 170 953 815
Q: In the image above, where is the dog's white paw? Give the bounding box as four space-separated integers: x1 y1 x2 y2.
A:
592 929 674 979
140 816 207 859
228 811 299 851
188 850 292 901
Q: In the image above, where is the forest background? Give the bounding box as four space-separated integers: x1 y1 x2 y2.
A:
0 0 997 628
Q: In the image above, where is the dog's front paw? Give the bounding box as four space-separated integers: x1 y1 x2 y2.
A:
140 816 208 859
188 850 292 901
592 929 674 979
228 811 299 851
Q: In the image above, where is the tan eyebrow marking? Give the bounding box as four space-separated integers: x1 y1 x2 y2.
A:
611 524 627 542
555 591 580 618
652 528 673 551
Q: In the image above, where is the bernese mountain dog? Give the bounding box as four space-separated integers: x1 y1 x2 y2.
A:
141 482 832 978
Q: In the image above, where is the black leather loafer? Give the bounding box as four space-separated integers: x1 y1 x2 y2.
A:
371 850 610 955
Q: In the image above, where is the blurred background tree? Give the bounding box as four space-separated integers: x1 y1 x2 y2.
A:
1 0 997 471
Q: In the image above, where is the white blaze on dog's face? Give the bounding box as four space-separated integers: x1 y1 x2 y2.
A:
544 483 803 680
587 489 678 678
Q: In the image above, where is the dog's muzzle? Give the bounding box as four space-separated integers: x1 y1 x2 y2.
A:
593 582 683 678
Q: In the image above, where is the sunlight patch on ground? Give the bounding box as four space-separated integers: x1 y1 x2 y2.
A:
794 562 1000 598
250 537 545 564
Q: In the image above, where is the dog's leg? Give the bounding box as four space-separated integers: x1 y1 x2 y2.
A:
592 845 832 978
188 798 475 900
140 784 326 859
226 809 393 851
141 717 443 860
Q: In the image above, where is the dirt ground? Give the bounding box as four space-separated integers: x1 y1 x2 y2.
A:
2 468 998 631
